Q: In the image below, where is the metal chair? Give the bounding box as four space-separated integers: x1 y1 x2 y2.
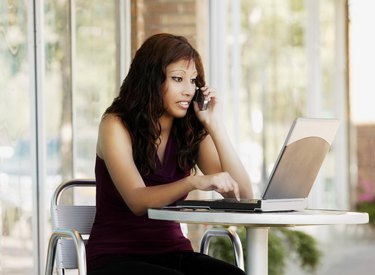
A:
200 228 244 270
45 179 244 274
45 179 96 275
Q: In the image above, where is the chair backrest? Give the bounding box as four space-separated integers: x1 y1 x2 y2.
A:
51 179 96 270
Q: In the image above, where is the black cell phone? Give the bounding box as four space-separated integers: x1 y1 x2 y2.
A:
194 87 209 111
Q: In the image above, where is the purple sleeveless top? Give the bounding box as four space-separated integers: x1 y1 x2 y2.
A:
86 134 193 271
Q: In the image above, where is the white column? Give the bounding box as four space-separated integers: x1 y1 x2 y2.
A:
305 0 321 117
30 0 46 273
230 0 241 148
333 0 349 210
208 0 228 116
305 0 326 210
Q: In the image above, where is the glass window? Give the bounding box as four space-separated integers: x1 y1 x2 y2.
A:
0 1 34 273
73 0 117 178
215 0 346 208
1 1 126 273
42 0 120 254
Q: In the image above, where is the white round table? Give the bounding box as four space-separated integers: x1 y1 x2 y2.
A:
148 208 369 275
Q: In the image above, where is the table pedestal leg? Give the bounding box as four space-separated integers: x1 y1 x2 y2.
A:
246 227 269 275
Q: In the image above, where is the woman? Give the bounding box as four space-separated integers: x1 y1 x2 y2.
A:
86 33 253 275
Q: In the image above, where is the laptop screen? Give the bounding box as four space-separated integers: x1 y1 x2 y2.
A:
262 118 340 200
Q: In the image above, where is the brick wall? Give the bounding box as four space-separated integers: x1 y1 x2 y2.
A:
131 0 208 57
356 124 375 202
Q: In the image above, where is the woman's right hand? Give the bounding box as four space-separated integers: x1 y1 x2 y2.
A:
193 86 221 130
192 172 240 201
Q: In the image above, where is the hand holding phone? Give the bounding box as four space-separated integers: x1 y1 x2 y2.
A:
194 87 209 111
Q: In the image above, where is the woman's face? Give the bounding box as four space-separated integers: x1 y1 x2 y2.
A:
162 59 197 119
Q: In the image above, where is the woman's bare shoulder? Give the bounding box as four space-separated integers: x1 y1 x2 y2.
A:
97 113 132 157
100 113 121 126
99 113 128 134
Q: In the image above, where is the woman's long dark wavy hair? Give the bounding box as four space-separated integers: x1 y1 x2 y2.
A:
104 33 208 176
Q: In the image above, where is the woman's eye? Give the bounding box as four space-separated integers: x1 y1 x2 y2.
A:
190 78 197 84
172 76 183 82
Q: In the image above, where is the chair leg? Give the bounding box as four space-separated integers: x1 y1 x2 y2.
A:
200 228 244 270
45 229 87 275
45 233 60 275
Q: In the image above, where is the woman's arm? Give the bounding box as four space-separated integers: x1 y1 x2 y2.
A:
97 114 193 215
198 130 253 199
195 88 254 199
97 114 241 215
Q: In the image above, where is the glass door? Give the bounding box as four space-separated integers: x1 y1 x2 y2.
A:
0 0 129 273
0 1 35 273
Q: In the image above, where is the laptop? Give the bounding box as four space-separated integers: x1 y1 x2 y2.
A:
175 118 340 212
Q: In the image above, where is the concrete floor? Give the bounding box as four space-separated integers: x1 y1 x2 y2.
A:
286 224 375 275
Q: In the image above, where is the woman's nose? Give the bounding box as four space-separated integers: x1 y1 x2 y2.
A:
183 82 196 96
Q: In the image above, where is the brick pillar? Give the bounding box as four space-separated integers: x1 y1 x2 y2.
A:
356 124 375 202
131 0 146 57
130 0 208 53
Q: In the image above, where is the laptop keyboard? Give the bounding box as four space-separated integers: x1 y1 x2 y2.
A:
220 198 259 203
175 197 262 211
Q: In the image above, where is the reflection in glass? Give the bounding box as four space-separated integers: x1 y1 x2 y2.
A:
73 0 117 178
42 0 118 258
1 1 121 273
0 1 33 274
224 0 340 208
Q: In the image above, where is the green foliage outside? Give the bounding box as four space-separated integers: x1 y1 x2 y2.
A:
356 180 375 227
357 201 375 225
209 227 322 275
